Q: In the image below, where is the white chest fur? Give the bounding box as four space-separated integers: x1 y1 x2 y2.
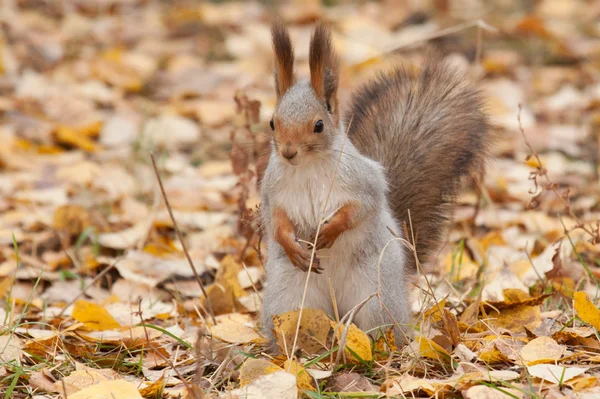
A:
271 160 349 238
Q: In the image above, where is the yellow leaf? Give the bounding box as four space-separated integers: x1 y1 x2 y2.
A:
423 299 447 323
58 369 110 396
239 358 283 387
68 380 143 399
283 359 316 393
567 375 598 392
374 327 397 359
215 255 246 298
415 336 451 364
272 308 331 355
574 291 600 330
139 375 165 398
0 39 4 75
526 156 542 168
72 300 121 331
331 321 373 363
53 205 91 237
55 126 99 152
484 304 542 332
478 346 511 364
0 276 14 298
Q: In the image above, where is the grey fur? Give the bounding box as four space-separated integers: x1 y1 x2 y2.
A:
261 26 490 350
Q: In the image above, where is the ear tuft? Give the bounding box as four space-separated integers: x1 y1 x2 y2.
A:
271 20 295 98
309 22 340 103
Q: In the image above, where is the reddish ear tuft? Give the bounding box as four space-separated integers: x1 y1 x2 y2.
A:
309 22 340 103
271 21 295 98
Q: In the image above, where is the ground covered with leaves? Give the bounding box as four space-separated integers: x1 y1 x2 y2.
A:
1 0 600 398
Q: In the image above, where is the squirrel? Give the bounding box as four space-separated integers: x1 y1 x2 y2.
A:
259 21 490 347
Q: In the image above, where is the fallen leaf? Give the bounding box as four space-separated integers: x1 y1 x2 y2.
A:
227 370 297 399
327 372 377 393
72 300 121 331
239 358 283 387
67 379 143 399
55 126 99 152
283 359 316 393
0 334 22 366
520 336 566 365
463 385 524 399
272 308 331 355
57 368 111 396
527 364 588 384
574 291 600 330
210 316 266 344
332 321 373 363
139 375 165 398
415 336 452 364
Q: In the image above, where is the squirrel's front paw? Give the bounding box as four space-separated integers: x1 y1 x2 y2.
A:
316 222 343 250
286 244 322 274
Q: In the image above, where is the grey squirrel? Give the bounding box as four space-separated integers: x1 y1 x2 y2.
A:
259 21 490 347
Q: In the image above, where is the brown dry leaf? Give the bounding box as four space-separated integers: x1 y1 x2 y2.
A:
210 315 266 344
381 374 445 397
98 224 147 250
272 308 331 355
203 283 236 315
229 370 298 399
485 303 542 333
332 321 373 363
214 255 246 298
53 204 91 237
239 358 283 387
92 50 144 92
327 372 378 393
29 369 59 393
463 385 524 399
71 300 121 331
520 336 566 365
67 379 143 399
574 291 600 330
0 334 22 366
527 364 588 384
56 368 111 396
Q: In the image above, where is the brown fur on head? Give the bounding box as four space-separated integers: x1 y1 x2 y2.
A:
271 20 294 98
270 21 341 166
309 22 340 122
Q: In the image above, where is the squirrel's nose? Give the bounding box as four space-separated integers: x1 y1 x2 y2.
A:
281 149 297 160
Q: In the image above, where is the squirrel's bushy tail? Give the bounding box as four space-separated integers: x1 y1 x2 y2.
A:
345 56 490 269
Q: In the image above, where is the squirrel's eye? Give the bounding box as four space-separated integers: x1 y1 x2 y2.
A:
314 120 324 133
269 119 274 131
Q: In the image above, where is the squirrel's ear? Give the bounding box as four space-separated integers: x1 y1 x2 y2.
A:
309 22 340 116
271 21 295 99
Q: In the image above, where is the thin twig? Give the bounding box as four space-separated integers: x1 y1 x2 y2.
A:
136 298 199 398
517 104 599 242
150 153 217 325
